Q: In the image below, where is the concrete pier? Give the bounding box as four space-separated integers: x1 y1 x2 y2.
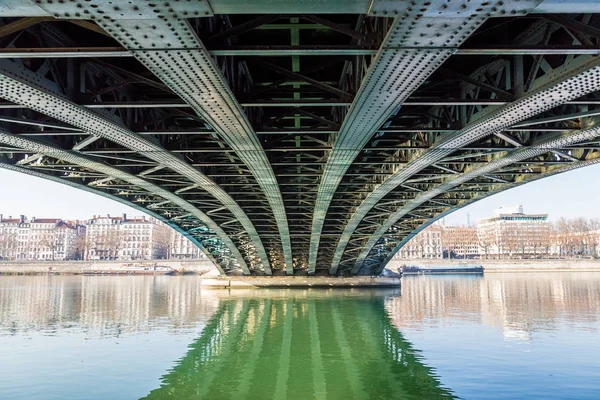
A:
199 276 401 289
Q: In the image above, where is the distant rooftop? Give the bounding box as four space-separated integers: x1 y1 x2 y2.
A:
494 205 524 216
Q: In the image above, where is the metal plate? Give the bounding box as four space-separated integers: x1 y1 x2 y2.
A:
33 0 213 19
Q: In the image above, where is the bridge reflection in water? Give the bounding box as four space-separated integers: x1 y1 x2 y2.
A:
142 291 456 400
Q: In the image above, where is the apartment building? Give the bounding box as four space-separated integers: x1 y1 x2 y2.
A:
442 225 480 259
0 215 82 260
169 231 204 259
85 214 170 260
396 225 443 259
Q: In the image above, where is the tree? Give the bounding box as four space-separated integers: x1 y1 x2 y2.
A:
477 231 492 260
38 232 58 260
587 218 600 258
153 227 172 259
0 232 17 260
500 223 518 259
104 230 126 260
442 228 457 259
74 235 87 260
414 233 426 258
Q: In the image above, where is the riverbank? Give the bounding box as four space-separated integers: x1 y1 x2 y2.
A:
0 259 216 275
390 258 600 272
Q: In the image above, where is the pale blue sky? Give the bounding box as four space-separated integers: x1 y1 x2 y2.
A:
0 163 599 223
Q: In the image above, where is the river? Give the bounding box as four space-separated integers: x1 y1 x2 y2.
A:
0 273 598 399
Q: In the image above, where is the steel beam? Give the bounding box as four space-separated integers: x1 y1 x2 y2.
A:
6 46 600 59
0 59 271 273
3 0 600 17
58 1 293 273
309 0 530 274
0 129 247 275
360 124 600 274
332 54 600 275
5 99 600 110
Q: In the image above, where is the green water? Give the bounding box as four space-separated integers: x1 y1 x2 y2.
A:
142 294 452 399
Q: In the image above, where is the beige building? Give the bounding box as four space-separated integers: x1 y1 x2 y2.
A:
85 214 170 260
396 225 443 259
2 213 205 261
442 225 480 259
0 215 83 260
169 231 205 259
0 215 21 260
476 205 550 258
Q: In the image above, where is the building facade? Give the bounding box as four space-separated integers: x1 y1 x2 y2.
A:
442 225 480 259
2 213 209 261
85 214 170 260
396 225 443 259
476 205 550 258
0 215 83 260
169 231 204 259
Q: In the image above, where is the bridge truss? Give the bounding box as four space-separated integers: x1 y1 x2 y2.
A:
1 1 600 274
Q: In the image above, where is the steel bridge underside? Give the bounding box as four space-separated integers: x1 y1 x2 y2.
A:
2 1 600 275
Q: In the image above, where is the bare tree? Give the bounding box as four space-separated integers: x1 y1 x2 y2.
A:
153 227 172 259
38 232 58 260
414 233 426 258
442 228 456 259
0 232 17 260
105 230 126 260
587 218 600 258
478 231 492 260
74 235 87 260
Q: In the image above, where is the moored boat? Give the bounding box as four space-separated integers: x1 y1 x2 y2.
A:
402 265 484 275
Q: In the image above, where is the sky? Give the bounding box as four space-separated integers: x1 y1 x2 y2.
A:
1 163 600 224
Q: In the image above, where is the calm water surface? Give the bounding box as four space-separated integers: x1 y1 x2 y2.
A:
0 273 599 399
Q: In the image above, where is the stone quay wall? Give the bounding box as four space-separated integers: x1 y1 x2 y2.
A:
0 259 216 275
389 258 600 272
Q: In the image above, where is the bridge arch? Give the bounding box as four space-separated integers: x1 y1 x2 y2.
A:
373 157 600 274
331 54 600 275
0 130 249 274
0 59 272 273
356 126 600 274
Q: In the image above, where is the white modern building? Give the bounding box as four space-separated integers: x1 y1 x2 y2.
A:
476 205 550 258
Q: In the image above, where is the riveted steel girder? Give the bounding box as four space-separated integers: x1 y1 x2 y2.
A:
0 128 248 275
0 58 270 273
33 0 294 273
0 161 226 272
3 0 600 16
309 0 545 273
358 124 600 273
375 155 600 272
332 54 600 275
